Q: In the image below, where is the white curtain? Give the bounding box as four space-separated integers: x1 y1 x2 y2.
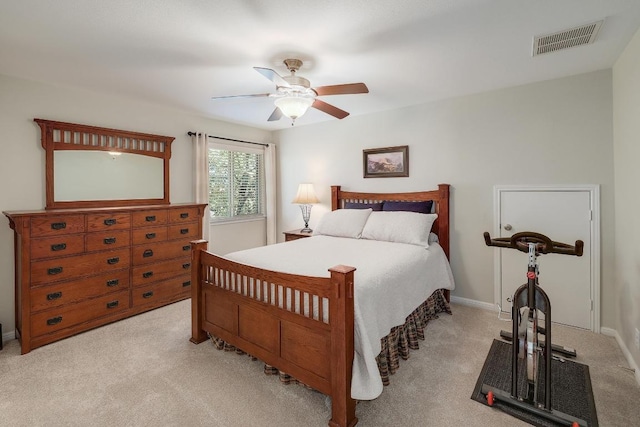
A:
264 143 277 245
192 132 211 250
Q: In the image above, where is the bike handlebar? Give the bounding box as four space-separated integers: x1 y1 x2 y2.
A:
483 231 583 256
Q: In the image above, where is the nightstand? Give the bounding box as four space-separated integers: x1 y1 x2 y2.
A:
283 229 313 242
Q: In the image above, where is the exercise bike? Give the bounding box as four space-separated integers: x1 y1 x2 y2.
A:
482 231 585 427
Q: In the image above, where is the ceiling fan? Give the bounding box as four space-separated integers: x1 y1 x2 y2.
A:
212 58 369 124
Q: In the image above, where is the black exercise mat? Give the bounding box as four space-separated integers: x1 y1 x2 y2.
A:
471 339 598 426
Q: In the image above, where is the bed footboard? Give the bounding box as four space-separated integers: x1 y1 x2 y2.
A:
190 240 358 427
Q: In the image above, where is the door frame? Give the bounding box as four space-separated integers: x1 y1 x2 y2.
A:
492 184 601 332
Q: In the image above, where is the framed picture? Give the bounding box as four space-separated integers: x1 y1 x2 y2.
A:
363 145 409 178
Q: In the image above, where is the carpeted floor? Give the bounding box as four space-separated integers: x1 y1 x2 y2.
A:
1 301 638 427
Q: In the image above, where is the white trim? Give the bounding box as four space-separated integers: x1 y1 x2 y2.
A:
2 329 15 344
601 327 640 386
210 216 266 226
450 295 496 311
492 184 601 333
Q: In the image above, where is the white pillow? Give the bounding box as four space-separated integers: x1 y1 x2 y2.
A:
313 208 373 238
361 211 438 247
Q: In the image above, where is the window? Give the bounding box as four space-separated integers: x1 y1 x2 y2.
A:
208 144 265 222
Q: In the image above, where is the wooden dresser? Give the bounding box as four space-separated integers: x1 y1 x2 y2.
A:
4 203 206 354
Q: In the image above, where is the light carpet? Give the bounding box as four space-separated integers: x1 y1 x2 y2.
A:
1 301 638 426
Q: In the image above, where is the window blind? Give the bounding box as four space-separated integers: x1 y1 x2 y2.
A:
208 144 265 221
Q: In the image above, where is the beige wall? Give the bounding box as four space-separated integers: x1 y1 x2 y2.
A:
275 70 616 327
209 219 266 256
0 73 271 336
613 27 640 372
0 68 623 346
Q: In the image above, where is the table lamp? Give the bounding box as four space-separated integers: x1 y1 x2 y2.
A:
292 183 319 233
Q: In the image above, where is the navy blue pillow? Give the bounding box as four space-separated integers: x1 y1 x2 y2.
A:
383 200 433 214
344 202 384 211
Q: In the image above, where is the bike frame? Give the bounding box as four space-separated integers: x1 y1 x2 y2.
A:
510 243 552 408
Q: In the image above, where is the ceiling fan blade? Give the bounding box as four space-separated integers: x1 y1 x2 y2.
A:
267 107 283 121
312 99 349 119
254 67 290 87
211 93 272 100
313 83 369 96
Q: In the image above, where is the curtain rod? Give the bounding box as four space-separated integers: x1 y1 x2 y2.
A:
187 131 268 147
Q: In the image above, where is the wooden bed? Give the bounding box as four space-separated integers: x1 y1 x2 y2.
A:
190 184 450 427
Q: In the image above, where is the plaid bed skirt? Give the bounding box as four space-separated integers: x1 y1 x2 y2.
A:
210 289 452 389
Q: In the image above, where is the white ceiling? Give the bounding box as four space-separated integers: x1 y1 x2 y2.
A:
1 0 640 130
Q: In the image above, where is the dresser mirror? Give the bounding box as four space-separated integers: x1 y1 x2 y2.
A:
35 119 174 209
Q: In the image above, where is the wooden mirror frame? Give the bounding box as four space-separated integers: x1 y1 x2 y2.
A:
35 119 174 210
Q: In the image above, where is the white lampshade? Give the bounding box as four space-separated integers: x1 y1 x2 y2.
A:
292 183 319 204
275 96 314 120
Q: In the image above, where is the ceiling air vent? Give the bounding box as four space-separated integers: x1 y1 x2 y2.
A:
533 20 603 56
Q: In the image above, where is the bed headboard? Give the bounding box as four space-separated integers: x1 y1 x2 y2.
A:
331 184 450 260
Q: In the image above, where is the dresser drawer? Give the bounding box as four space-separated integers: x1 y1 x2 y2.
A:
30 290 129 337
132 226 168 245
31 248 130 285
87 213 131 232
31 234 85 260
132 240 192 265
167 223 198 241
30 215 85 237
168 207 199 223
132 210 168 227
30 269 130 312
132 274 191 308
132 258 192 287
86 230 131 252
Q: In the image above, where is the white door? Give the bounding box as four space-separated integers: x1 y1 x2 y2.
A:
496 187 596 330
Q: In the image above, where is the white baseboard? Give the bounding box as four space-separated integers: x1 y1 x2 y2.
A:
2 329 15 345
450 295 496 312
601 327 640 386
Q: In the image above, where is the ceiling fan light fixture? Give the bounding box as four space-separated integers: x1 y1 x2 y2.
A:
213 58 368 124
274 96 314 120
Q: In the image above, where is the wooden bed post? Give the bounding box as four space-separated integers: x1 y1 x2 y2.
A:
328 264 358 427
190 239 209 344
437 184 451 302
437 184 450 260
331 186 341 211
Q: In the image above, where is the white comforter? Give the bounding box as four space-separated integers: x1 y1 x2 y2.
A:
223 235 455 400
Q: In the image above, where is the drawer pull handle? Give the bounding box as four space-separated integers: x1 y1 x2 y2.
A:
180 228 189 234
182 281 191 287
103 218 117 226
143 271 153 278
182 263 191 269
106 301 119 309
142 291 154 299
145 233 156 239
182 245 190 251
145 215 156 222
47 291 62 300
51 222 66 230
48 267 63 275
107 257 120 265
51 243 67 251
180 212 189 219
143 249 154 258
106 279 119 287
47 316 63 326
104 237 116 245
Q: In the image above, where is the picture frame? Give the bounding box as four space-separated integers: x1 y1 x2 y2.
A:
363 145 409 178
